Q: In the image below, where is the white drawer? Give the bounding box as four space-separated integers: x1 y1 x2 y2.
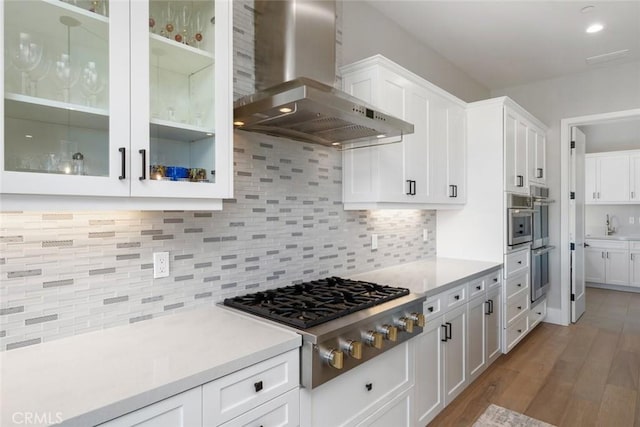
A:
424 294 442 322
529 299 547 329
467 277 486 300
506 315 529 352
219 388 299 427
445 284 467 310
585 239 629 250
505 271 529 300
505 291 529 326
203 349 299 426
485 269 502 290
505 249 529 277
310 342 412 427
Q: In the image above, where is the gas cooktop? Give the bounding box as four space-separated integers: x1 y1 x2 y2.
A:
223 277 410 329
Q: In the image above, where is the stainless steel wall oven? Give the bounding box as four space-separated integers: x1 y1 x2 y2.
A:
530 185 553 303
507 193 533 248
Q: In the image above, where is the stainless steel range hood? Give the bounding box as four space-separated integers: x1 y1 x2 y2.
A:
233 0 414 147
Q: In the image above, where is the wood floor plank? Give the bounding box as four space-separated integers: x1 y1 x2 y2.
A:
607 350 640 390
597 384 637 426
572 360 610 402
524 378 574 425
491 371 546 414
559 398 600 427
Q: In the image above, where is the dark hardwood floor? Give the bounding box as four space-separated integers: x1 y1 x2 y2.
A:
429 287 640 426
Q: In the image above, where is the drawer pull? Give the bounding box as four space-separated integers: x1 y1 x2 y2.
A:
428 306 434 313
476 285 482 290
118 147 126 180
517 283 522 287
365 383 373 391
254 380 263 392
517 329 523 333
446 322 452 340
493 278 498 282
517 306 522 310
537 312 542 315
454 295 460 300
517 261 522 264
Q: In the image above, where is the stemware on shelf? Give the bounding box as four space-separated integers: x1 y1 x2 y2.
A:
9 32 44 95
27 55 52 98
176 4 191 44
80 60 106 107
53 52 80 103
192 9 205 48
163 2 176 41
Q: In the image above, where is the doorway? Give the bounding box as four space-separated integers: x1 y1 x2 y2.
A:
560 108 640 325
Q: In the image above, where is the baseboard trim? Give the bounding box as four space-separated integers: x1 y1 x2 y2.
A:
587 282 640 293
545 307 568 326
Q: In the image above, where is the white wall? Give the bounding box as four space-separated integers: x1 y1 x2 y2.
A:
492 60 640 313
340 1 490 103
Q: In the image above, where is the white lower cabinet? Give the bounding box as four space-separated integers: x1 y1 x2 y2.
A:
415 269 503 426
631 242 640 286
98 387 202 427
585 239 631 286
302 340 413 427
99 349 300 427
356 388 413 427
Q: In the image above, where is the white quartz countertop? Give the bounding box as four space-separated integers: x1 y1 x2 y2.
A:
0 306 301 427
350 257 503 297
585 234 640 241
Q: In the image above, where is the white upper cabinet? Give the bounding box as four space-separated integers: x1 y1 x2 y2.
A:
585 151 636 204
341 55 467 209
528 126 546 185
1 0 233 210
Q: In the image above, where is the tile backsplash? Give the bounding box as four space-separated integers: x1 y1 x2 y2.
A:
0 132 436 351
586 205 640 236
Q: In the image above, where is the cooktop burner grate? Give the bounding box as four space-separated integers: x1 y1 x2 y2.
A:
224 277 410 329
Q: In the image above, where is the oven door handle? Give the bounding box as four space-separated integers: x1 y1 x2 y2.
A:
511 209 536 214
532 246 555 256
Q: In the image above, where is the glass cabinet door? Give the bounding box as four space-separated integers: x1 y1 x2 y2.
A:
130 0 232 199
2 0 130 196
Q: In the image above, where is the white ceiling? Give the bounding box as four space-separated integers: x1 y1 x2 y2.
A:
366 1 640 90
581 117 640 153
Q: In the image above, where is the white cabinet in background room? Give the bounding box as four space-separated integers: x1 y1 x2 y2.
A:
631 154 640 202
585 153 631 203
1 0 233 210
630 242 640 287
100 349 300 427
341 55 467 210
585 239 630 286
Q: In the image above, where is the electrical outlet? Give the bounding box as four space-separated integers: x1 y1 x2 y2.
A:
153 252 170 278
371 234 378 251
631 217 636 225
423 229 429 242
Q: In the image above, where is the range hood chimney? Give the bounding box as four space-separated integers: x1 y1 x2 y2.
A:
233 0 414 147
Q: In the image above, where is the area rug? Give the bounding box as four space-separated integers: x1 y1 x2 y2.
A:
473 404 556 427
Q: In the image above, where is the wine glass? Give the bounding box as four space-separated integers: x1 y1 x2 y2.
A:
9 32 44 95
192 10 206 49
163 2 175 40
175 4 191 44
53 52 80 103
27 53 51 97
80 60 106 107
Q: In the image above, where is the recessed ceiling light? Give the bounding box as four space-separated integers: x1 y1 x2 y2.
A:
233 121 245 126
331 142 341 146
586 23 604 33
376 134 386 139
581 5 595 14
279 107 293 113
25 134 33 138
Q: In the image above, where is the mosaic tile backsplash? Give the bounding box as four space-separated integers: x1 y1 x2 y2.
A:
0 1 436 351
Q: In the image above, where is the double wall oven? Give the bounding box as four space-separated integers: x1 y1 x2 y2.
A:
530 185 553 303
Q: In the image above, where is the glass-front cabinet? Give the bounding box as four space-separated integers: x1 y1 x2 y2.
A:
1 0 232 207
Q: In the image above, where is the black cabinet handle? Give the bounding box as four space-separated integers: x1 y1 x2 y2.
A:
476 285 482 291
254 380 263 392
537 168 543 178
517 283 522 287
489 299 494 314
517 175 524 187
446 322 452 340
517 329 523 333
406 180 416 196
494 277 498 282
449 184 455 198
517 306 522 310
454 185 458 198
365 383 372 391
584 243 590 247
118 147 126 180
428 306 434 313
485 300 491 316
454 295 460 300
441 324 448 342
517 260 522 264
139 149 146 180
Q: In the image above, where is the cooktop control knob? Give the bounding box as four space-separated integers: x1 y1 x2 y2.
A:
345 340 363 359
364 331 384 349
397 317 415 333
379 324 398 341
326 349 344 369
409 312 426 328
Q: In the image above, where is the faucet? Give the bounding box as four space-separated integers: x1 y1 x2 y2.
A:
606 214 616 235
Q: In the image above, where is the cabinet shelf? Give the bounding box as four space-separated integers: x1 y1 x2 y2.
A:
149 33 214 75
5 93 108 130
150 118 214 142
